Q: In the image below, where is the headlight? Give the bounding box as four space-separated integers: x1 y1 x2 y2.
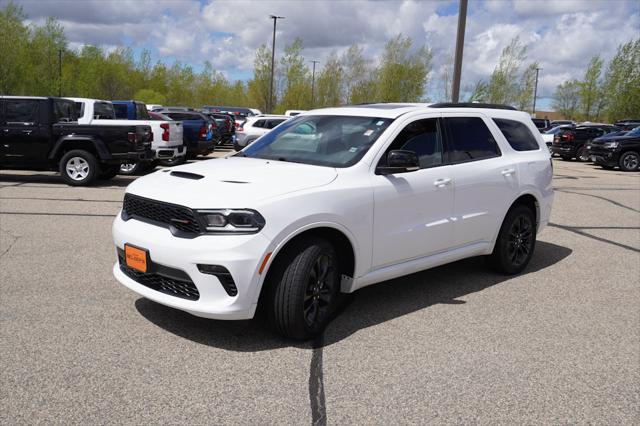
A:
197 209 265 233
603 141 619 149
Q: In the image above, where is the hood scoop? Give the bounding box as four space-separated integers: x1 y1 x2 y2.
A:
170 171 204 180
221 180 249 184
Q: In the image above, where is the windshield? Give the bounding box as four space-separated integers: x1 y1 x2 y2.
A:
241 115 393 167
626 127 640 136
545 126 567 134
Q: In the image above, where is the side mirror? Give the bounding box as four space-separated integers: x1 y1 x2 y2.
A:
376 150 420 175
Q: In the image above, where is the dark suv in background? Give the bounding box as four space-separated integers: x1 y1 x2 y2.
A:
552 124 620 161
589 126 640 171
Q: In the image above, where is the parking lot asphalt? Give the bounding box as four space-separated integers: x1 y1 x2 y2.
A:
1 156 639 424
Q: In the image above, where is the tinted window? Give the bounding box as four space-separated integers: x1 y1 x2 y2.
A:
266 119 286 129
113 104 127 119
253 119 266 128
94 102 115 119
53 100 76 123
6 100 39 123
75 102 84 117
493 118 539 151
381 118 443 169
444 117 501 163
135 103 150 119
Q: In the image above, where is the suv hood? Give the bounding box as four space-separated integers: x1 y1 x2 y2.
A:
125 156 338 207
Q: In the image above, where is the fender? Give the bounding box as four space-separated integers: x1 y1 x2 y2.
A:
48 135 111 161
250 220 360 305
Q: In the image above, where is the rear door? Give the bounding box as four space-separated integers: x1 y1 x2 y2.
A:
442 114 520 248
2 98 49 166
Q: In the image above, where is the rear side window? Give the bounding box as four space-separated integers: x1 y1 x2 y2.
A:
6 100 39 123
135 103 150 120
94 102 115 119
266 119 285 129
53 100 77 123
493 118 540 151
253 119 266 128
444 117 501 163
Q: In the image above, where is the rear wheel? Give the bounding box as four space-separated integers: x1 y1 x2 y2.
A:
487 204 536 275
59 150 98 186
619 151 639 172
266 237 340 340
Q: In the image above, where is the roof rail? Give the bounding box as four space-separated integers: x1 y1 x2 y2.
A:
429 102 517 110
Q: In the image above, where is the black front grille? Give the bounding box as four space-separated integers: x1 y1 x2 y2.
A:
122 193 201 234
119 263 200 301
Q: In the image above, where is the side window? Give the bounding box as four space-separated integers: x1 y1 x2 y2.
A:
444 117 501 163
493 118 540 151
253 120 266 128
93 102 115 119
380 118 443 169
75 102 84 118
5 100 39 123
136 103 150 120
266 119 285 129
53 100 76 123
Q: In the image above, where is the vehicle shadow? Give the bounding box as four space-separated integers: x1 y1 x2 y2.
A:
134 241 572 351
0 172 136 188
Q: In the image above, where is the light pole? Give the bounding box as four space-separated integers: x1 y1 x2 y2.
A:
268 14 284 114
532 67 541 116
58 49 62 97
310 60 318 107
451 0 468 103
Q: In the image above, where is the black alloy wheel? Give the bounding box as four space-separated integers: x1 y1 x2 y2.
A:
303 253 336 328
619 151 639 172
487 204 537 275
506 214 534 268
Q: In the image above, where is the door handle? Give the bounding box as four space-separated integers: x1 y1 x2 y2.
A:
2 129 8 133
434 178 452 187
22 130 32 135
501 168 516 176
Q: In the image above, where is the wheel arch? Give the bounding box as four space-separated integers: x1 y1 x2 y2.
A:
257 224 357 305
491 192 540 251
49 136 109 163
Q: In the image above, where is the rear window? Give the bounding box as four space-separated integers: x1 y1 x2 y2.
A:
113 104 127 119
135 103 150 120
53 100 77 123
5 100 39 123
493 118 540 151
94 102 115 119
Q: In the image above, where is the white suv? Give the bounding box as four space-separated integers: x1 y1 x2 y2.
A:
233 115 289 150
113 103 554 339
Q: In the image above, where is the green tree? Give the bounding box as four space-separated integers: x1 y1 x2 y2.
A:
603 39 640 121
516 62 539 112
277 38 311 113
552 79 581 119
134 88 166 105
0 2 29 94
487 37 527 104
315 52 343 107
342 44 375 104
466 80 489 103
376 34 433 102
579 55 604 120
247 44 272 112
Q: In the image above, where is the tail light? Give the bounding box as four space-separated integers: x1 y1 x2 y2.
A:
127 132 138 143
237 122 244 132
561 133 574 142
160 123 170 141
199 125 207 139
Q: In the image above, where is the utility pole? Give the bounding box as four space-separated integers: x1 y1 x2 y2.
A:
532 67 541 116
310 60 318 107
58 49 62 97
268 15 284 114
451 0 468 103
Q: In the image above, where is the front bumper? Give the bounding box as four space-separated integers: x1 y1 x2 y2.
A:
589 148 620 167
112 214 272 320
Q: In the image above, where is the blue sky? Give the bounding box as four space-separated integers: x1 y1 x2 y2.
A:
11 0 640 110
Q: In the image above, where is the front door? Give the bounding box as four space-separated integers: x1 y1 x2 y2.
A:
371 117 455 268
2 99 48 166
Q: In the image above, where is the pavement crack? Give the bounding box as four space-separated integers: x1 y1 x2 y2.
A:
309 333 327 426
0 229 20 261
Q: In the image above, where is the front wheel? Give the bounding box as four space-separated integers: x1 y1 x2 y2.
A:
576 146 590 162
619 151 639 172
266 237 340 340
487 204 536 275
59 150 98 186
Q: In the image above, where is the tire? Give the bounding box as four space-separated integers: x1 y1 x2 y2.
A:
158 156 186 167
576 145 590 162
98 165 119 180
487 204 536 275
119 161 144 175
619 151 639 172
59 150 98 186
560 155 572 161
266 237 340 340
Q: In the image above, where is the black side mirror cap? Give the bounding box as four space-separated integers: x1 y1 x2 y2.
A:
376 150 420 175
